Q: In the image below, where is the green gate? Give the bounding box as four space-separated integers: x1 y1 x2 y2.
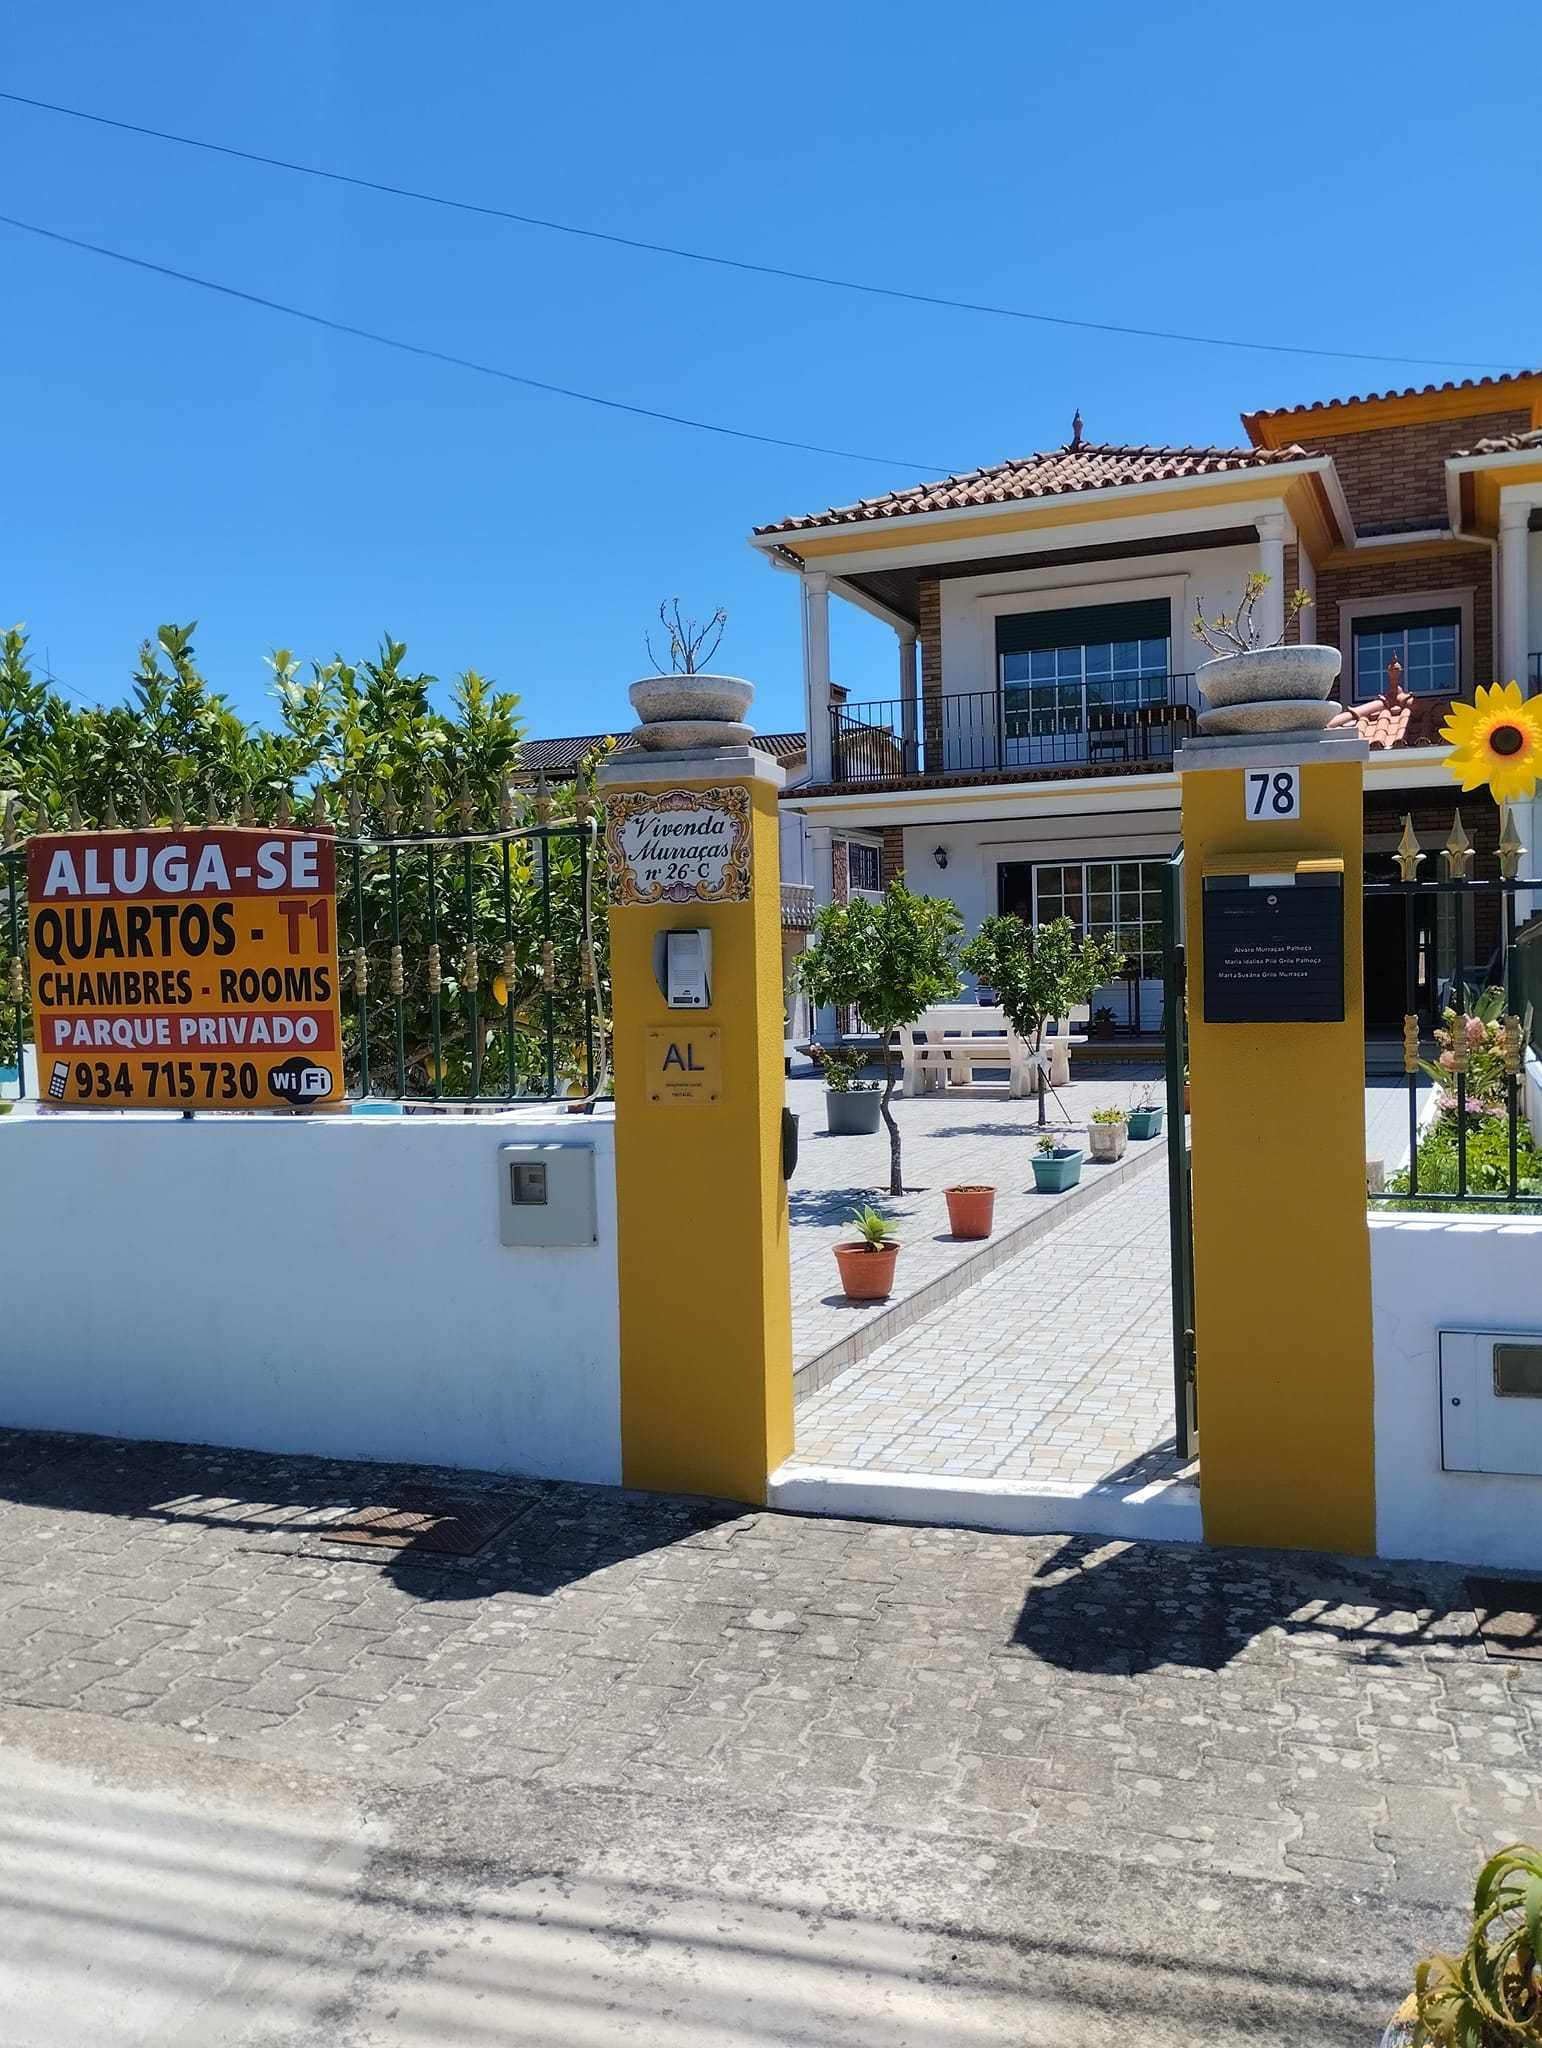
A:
1161 847 1197 1460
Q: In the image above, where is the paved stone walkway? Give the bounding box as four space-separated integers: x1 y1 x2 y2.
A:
787 1064 1168 1372
1 1430 1540 2043
792 1168 1180 1484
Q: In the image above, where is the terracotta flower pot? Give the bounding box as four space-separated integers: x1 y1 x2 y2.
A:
833 1241 900 1300
944 1185 995 1239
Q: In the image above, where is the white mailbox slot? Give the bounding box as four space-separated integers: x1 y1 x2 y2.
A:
497 1142 597 1247
1439 1329 1542 1476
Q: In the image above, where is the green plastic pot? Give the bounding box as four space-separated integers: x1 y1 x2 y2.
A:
1127 1106 1165 1140
1031 1147 1082 1193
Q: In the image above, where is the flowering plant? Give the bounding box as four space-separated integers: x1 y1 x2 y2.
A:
1419 986 1517 1119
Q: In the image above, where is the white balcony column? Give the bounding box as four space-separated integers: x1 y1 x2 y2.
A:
1499 496 1533 688
804 821 838 1039
898 628 919 774
801 571 833 782
1255 512 1287 643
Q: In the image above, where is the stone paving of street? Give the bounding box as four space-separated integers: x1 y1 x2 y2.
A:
1 1428 1540 2043
791 1168 1180 1484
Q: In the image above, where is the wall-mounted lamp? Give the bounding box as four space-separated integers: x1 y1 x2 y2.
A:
933 845 949 871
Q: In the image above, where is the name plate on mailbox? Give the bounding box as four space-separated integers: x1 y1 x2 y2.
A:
1202 863 1344 1024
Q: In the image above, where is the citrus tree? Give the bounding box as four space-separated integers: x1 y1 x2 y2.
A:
0 621 608 1094
960 914 1125 1125
798 880 962 1195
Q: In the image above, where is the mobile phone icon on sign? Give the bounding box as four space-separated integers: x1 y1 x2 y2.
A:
48 1064 69 1100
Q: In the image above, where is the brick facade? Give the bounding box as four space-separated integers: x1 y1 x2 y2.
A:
1283 541 1301 645
880 826 905 887
1304 409 1530 535
919 577 943 743
1315 546 1492 699
831 836 849 905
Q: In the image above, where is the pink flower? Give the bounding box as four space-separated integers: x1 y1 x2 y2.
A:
1439 1051 1457 1071
1465 1015 1488 1047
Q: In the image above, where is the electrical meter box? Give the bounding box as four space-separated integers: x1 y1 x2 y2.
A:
497 1142 598 1247
1439 1329 1542 1475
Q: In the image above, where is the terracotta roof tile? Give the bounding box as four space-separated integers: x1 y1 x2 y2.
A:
754 441 1311 537
1327 683 1449 751
1244 367 1542 434
518 730 804 775
1454 426 1542 457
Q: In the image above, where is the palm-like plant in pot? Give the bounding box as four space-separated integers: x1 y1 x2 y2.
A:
833 1204 901 1301
1381 1841 1542 2044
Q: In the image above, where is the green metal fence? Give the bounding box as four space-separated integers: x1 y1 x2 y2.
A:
1 780 609 1106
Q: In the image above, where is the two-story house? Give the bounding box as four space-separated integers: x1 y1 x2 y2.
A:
752 369 1542 1038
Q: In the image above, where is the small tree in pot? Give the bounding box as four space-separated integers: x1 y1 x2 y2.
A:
960 915 1125 1127
798 882 962 1197
816 1047 881 1137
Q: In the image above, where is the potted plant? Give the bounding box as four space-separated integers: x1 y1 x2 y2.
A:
818 1047 882 1137
1087 1104 1128 1161
960 915 1125 1127
833 1204 901 1300
1191 574 1340 737
1031 1133 1082 1193
1381 1841 1542 2045
798 882 963 1196
944 1184 995 1239
1127 1084 1165 1141
1089 1005 1117 1042
629 599 755 747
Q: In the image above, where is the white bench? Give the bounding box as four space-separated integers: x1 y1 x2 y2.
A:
900 1003 1090 1096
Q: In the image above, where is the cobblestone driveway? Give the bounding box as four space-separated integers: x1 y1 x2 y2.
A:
1 1429 1539 2043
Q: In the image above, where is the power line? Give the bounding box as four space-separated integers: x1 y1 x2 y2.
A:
0 88 1521 377
0 212 954 471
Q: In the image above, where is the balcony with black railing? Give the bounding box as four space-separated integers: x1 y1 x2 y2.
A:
829 675 1200 785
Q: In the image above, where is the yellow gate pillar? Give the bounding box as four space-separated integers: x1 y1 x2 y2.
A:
1180 728 1376 1554
598 731 793 1504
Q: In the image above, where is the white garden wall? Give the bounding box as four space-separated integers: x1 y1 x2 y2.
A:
0 1106 621 1482
1371 1212 1542 1570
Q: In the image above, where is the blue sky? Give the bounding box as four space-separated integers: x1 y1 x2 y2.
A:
4 1 1538 741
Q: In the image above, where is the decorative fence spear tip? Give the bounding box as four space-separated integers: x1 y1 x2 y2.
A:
311 785 330 829
1 797 18 850
67 793 84 832
1498 802 1526 879
203 789 220 828
1394 815 1424 883
170 790 186 831
239 790 257 828
276 789 294 827
419 785 437 837
135 794 153 831
1441 809 1473 880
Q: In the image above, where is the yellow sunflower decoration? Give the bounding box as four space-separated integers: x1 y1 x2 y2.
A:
1440 681 1542 804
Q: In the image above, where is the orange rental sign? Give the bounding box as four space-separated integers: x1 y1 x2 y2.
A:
26 827 344 1111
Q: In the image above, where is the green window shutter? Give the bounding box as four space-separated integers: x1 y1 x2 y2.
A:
995 598 1172 657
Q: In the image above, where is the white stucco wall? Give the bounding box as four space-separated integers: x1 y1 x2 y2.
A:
935 541 1261 702
0 1107 621 1482
1371 1212 1542 1570
905 792 1179 1022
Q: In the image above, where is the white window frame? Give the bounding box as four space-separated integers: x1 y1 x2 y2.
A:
1339 589 1474 702
1028 857 1168 979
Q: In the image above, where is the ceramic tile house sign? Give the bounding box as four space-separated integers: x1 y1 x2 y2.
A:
26 827 344 1110
605 786 752 907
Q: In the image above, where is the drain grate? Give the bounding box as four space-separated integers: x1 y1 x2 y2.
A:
320 1493 524 1556
1469 1578 1542 1662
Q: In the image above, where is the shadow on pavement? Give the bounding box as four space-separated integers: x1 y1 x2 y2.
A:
0 1426 745 1605
1012 1524 1469 1677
